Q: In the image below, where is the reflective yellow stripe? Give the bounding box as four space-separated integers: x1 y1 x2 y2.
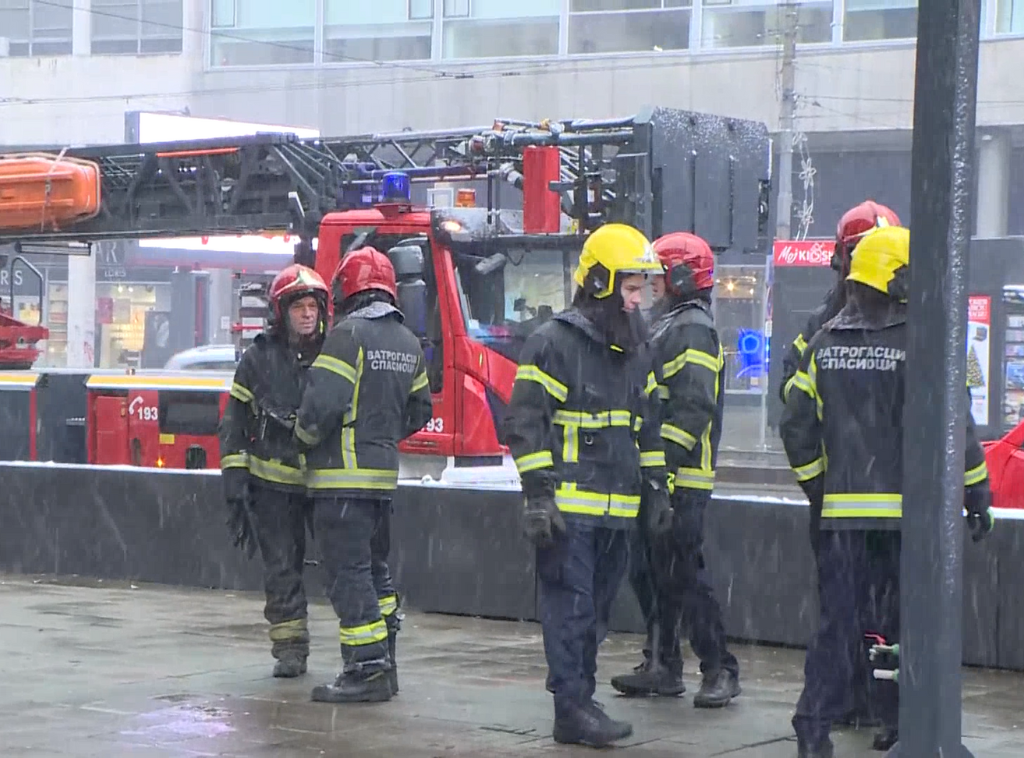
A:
515 450 554 473
230 382 254 403
965 461 988 487
822 493 902 520
515 364 568 403
792 457 825 482
789 357 824 420
675 466 715 491
411 371 429 394
794 333 808 355
663 348 723 380
378 595 398 617
644 371 658 395
640 450 666 468
339 618 388 647
306 468 399 490
294 422 317 446
269 618 308 642
220 452 249 470
248 456 305 486
661 423 697 450
552 410 633 428
312 353 357 383
656 383 670 401
554 483 640 519
341 347 364 470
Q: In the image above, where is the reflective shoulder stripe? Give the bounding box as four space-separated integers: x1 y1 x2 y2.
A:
411 371 429 394
220 452 249 470
640 450 666 468
515 450 554 474
965 461 988 487
312 354 358 383
662 348 721 380
661 423 697 451
515 364 569 403
230 382 254 403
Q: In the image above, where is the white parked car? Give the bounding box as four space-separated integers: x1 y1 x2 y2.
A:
164 344 239 371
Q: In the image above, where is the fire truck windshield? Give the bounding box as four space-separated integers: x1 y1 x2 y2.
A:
454 246 577 363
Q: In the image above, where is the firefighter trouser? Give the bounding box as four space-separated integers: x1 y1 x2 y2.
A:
627 521 658 663
313 496 398 674
793 529 901 747
249 484 314 660
647 490 739 678
537 519 629 714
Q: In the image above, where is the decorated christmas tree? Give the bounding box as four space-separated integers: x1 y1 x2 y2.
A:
967 345 985 387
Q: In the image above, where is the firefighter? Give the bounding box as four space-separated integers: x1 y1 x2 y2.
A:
611 232 741 707
293 246 432 704
780 225 994 758
219 263 329 679
504 223 673 748
779 200 901 730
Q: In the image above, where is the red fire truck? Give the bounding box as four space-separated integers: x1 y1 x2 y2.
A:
0 107 772 471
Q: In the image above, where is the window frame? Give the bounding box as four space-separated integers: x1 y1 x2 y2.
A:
90 0 184 56
0 0 74 57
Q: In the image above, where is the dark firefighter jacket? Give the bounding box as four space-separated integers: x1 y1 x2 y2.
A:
649 299 725 493
779 283 846 403
504 309 668 529
294 301 433 498
219 332 314 492
779 302 990 530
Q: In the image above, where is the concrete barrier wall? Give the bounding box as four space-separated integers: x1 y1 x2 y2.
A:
0 463 1012 670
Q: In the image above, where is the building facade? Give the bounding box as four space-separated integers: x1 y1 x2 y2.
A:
3 0 1023 445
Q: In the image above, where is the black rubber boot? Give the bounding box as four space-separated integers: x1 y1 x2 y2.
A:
693 669 741 708
553 703 633 748
583 700 632 741
872 728 898 751
610 661 685 697
311 669 392 703
272 652 308 678
797 737 835 758
387 632 399 695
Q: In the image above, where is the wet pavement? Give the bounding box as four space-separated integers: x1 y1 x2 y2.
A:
2 575 1022 757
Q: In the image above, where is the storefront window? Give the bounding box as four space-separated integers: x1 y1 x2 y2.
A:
96 282 163 368
713 264 770 452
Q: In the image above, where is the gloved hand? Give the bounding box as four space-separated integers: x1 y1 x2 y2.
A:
523 494 566 549
965 486 995 543
643 479 674 540
223 469 258 559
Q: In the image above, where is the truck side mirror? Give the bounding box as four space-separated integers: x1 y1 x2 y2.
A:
387 245 428 340
388 245 424 279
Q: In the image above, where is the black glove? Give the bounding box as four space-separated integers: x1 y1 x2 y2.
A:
523 494 566 549
223 469 258 559
965 486 995 543
643 479 674 540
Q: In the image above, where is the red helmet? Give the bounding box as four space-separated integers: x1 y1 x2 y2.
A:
268 264 329 322
653 232 715 295
833 200 901 271
333 246 397 306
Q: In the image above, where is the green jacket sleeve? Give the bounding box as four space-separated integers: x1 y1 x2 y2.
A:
219 348 255 473
637 356 668 488
779 337 826 498
403 351 434 439
658 321 721 455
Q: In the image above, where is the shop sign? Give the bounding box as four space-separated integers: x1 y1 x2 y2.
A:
0 267 45 296
772 239 833 267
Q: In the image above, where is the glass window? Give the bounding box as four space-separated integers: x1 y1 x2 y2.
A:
91 0 183 55
324 0 432 63
996 0 1024 33
701 1 831 49
844 0 917 41
442 0 559 59
568 2 691 55
712 266 767 395
210 0 314 66
0 0 72 57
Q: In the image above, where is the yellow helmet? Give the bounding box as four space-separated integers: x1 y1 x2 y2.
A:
572 223 663 299
846 225 910 302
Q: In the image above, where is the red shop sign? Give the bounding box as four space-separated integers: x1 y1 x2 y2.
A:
773 239 833 267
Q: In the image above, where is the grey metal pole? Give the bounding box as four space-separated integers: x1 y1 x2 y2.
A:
773 1 798 243
891 0 981 756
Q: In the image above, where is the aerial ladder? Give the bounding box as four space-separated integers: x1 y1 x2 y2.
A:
0 105 772 469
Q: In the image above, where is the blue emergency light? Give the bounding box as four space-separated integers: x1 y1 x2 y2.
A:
736 329 766 379
381 171 412 203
